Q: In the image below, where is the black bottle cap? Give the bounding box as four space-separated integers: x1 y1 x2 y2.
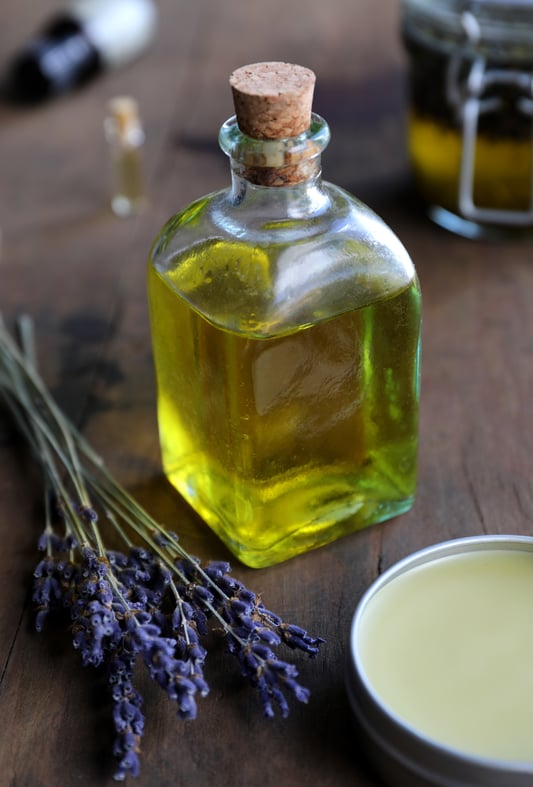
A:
4 16 101 104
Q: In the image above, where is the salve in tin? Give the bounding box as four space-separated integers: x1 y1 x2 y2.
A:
347 536 533 787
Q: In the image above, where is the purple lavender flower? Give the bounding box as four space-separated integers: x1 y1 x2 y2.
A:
108 653 144 782
176 558 323 718
170 600 209 698
31 528 325 777
1 313 326 782
66 548 123 666
239 641 311 719
33 543 82 630
33 557 64 631
37 531 65 553
277 623 325 656
130 621 205 720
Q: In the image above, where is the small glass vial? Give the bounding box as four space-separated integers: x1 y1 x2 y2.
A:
105 96 146 217
401 0 533 238
147 62 421 568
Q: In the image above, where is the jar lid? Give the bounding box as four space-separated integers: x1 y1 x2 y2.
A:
347 535 533 787
402 0 533 57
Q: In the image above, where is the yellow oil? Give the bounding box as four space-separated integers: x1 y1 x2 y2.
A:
111 146 146 217
408 111 533 214
148 241 420 567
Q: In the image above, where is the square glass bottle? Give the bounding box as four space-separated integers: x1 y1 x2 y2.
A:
147 62 421 567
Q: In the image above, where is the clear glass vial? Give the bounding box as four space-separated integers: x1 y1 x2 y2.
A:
401 0 533 239
104 96 146 217
147 62 421 568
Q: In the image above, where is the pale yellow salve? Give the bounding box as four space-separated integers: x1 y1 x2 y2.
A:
358 549 533 762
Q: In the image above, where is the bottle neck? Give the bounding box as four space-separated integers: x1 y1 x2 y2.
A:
219 113 330 189
228 167 328 221
229 150 322 188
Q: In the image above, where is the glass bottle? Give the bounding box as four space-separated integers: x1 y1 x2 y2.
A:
147 62 421 568
401 0 533 239
104 96 146 217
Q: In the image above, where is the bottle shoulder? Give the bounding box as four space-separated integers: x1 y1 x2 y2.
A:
152 182 409 256
149 183 418 338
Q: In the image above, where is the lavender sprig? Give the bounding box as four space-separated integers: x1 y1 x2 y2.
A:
0 314 325 781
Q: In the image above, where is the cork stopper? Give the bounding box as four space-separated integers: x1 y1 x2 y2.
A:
229 62 316 140
107 96 142 139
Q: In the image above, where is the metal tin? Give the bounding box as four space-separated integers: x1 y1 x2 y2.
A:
346 535 533 787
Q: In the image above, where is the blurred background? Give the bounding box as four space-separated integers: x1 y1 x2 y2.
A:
0 0 409 240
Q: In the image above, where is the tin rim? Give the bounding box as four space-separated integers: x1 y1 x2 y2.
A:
347 535 533 787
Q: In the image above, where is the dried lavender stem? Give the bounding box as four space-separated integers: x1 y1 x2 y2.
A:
3 316 91 506
0 312 325 782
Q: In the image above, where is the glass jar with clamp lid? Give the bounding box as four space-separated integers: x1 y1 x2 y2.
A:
401 0 533 238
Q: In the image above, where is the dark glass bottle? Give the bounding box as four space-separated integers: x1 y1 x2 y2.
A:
4 0 157 104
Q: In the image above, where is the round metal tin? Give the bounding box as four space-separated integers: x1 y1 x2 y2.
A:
346 535 533 787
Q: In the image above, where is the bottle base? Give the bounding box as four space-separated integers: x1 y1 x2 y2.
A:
222 497 415 569
166 460 415 567
111 193 146 217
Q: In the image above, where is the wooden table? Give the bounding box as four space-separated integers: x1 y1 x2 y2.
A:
1 1 533 785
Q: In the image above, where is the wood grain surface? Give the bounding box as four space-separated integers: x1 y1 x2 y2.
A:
1 1 533 785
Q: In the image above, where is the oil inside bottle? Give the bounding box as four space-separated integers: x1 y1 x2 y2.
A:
148 239 421 568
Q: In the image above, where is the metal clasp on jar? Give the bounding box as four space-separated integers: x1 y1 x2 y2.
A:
447 12 533 226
